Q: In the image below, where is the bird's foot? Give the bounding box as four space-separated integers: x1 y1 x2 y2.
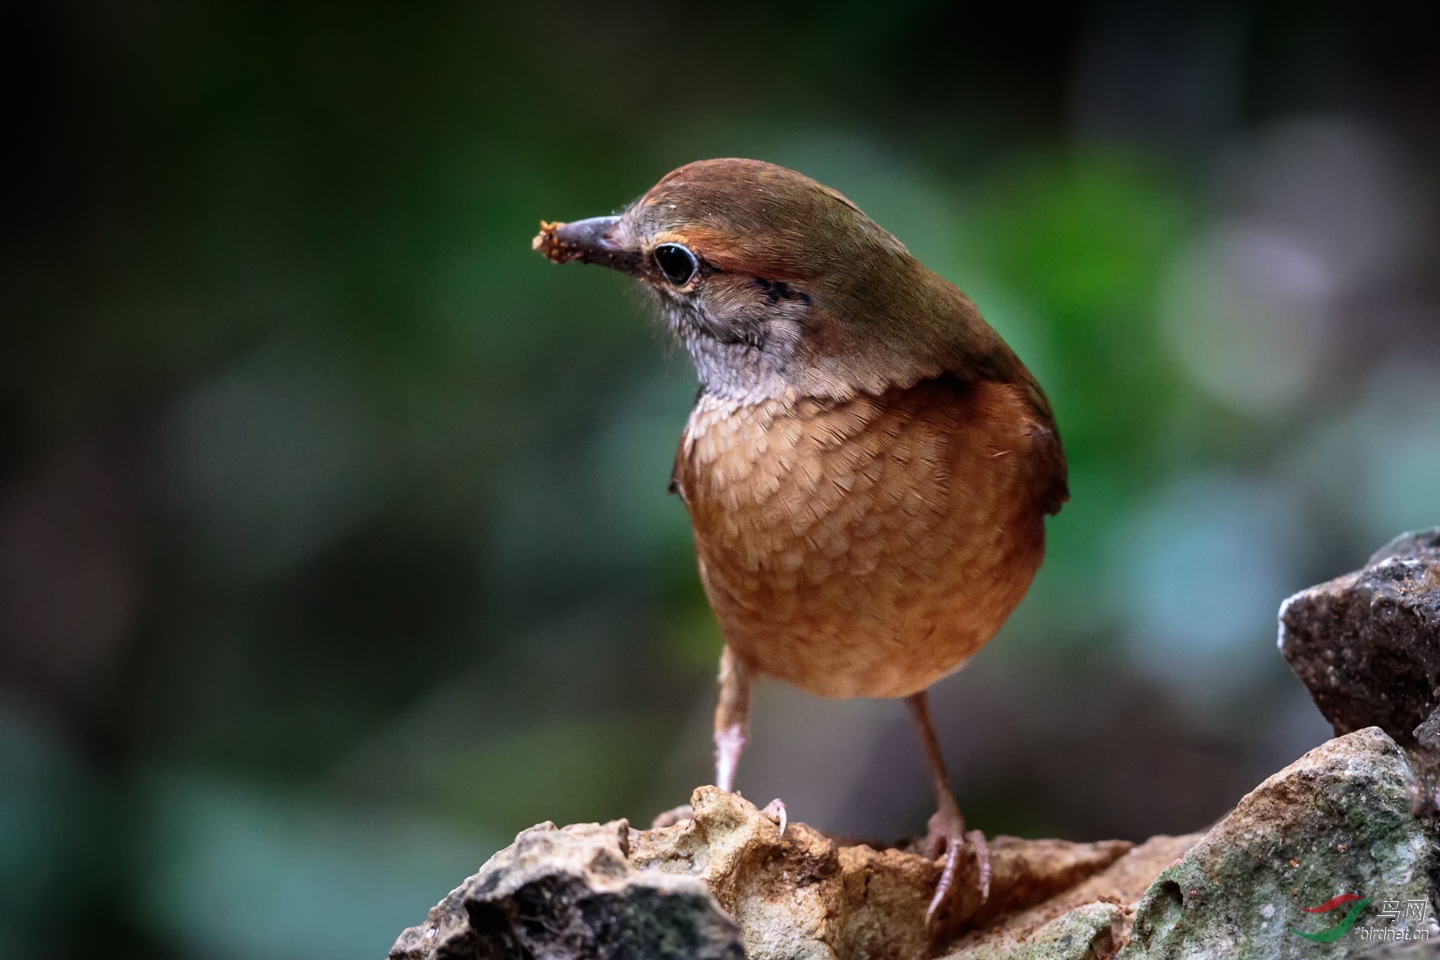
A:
650 804 694 829
761 798 788 836
923 807 990 922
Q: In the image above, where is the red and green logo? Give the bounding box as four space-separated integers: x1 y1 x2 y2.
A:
1290 894 1373 943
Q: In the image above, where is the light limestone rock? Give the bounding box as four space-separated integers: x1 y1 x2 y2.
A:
389 730 1437 960
388 818 743 960
629 787 1132 960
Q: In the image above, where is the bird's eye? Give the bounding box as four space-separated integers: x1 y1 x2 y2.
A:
653 243 699 285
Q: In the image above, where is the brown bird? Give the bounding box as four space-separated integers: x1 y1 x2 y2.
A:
533 159 1067 918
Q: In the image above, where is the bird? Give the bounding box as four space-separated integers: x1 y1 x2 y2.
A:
533 159 1067 920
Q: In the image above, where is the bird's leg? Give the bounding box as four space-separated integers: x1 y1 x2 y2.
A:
714 645 751 792
906 690 990 921
703 647 786 834
654 647 781 832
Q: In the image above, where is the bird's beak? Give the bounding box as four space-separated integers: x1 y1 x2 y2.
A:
532 215 643 275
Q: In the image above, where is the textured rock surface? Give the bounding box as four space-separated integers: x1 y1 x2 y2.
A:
945 834 1200 959
1280 528 1440 746
1352 941 1440 959
387 819 743 960
946 902 1126 960
390 790 1139 960
1122 728 1438 960
631 787 1131 959
389 731 1438 959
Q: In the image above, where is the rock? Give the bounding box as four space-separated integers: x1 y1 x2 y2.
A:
945 730 1440 960
387 819 744 960
1352 940 1440 959
1279 528 1440 747
392 789 1135 960
388 730 1439 960
1373 530 1440 567
945 902 1127 960
631 787 1132 960
945 834 1201 959
1122 728 1439 959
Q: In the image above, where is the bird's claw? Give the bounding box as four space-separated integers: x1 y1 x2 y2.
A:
924 811 990 923
762 798 787 836
969 829 992 901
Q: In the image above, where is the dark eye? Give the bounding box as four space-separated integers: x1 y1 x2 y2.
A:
653 243 699 285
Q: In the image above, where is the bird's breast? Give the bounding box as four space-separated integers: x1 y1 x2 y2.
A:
672 376 1057 699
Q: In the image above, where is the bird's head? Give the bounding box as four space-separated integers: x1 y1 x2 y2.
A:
534 159 1019 402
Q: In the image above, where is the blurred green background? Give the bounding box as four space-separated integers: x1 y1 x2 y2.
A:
3 2 1438 958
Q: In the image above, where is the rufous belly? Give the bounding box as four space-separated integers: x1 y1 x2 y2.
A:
674 376 1051 700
